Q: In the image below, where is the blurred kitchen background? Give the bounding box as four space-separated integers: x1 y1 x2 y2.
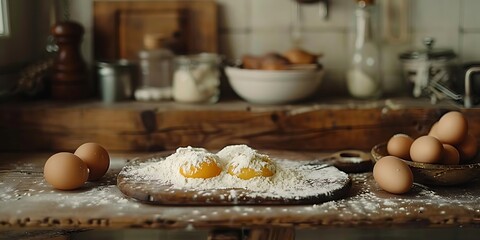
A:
1 0 480 98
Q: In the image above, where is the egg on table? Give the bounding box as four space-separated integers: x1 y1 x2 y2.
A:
43 152 89 190
373 156 413 194
74 142 110 181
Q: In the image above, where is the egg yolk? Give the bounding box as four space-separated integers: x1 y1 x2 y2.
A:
179 157 222 179
227 156 275 180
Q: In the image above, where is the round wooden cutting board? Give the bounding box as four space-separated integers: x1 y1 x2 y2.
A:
117 152 352 205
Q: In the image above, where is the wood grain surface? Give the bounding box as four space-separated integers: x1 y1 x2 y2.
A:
117 152 352 205
0 98 475 152
1 152 480 232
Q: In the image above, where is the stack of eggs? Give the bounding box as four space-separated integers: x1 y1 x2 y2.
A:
373 111 477 194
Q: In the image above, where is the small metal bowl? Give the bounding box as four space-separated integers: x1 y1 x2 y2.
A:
371 143 480 186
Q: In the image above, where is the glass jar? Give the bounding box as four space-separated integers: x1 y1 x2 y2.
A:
136 34 174 101
97 60 136 104
346 0 382 99
172 53 221 103
399 37 457 98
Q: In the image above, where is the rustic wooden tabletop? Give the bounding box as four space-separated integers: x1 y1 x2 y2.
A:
1 151 480 239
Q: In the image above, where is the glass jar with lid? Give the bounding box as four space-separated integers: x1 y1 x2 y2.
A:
399 37 457 98
136 33 174 101
172 53 221 103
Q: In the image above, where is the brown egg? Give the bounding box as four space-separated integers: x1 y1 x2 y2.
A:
441 144 460 165
74 143 110 181
456 133 478 163
44 152 89 190
435 111 468 145
410 135 443 164
242 55 263 69
283 48 318 64
387 134 414 160
260 53 290 70
373 156 413 194
428 122 439 138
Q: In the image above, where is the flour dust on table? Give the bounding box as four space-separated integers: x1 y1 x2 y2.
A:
117 145 352 205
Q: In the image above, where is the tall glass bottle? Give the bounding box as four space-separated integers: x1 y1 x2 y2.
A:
346 0 382 99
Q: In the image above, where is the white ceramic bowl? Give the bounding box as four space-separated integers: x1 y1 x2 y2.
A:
225 66 324 104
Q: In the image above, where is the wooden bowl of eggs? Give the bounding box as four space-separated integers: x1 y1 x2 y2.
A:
371 111 480 186
371 142 480 186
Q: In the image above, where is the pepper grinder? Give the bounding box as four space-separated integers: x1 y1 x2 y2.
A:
50 21 88 100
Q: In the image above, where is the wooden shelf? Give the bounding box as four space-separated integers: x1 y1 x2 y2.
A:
0 98 478 152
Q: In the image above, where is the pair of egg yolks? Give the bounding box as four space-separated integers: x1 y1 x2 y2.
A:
179 155 275 180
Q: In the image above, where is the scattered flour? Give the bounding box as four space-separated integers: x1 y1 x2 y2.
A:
122 145 350 200
2 160 479 228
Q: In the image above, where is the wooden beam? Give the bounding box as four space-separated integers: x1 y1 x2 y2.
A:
0 99 476 152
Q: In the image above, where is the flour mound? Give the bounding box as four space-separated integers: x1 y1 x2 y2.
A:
125 145 350 199
217 144 275 175
169 146 221 175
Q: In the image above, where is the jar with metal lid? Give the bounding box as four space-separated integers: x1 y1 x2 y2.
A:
399 37 457 98
97 60 137 104
135 34 174 102
172 53 221 103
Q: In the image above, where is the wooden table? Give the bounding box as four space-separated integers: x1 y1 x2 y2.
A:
1 152 480 239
